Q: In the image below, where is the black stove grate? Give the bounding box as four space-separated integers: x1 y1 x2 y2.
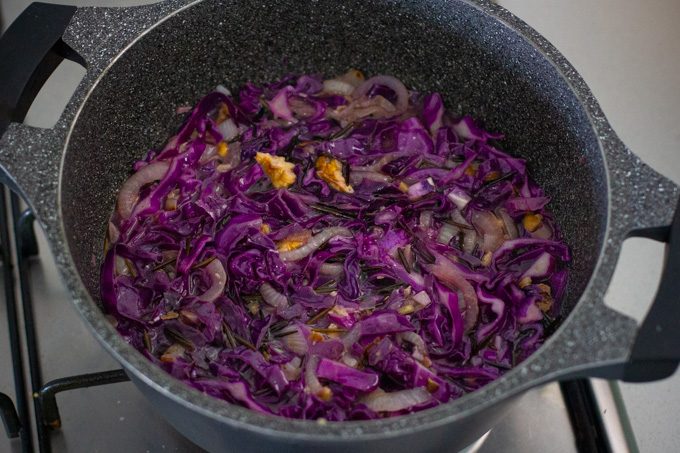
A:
0 185 130 453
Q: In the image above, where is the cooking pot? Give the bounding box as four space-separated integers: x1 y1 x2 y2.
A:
1 0 680 451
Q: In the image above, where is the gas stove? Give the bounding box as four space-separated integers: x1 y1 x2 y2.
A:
2 0 680 451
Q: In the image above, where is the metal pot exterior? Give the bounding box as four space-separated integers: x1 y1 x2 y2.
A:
0 0 678 452
129 371 521 453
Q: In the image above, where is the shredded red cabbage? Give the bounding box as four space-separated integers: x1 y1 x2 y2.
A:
102 72 570 420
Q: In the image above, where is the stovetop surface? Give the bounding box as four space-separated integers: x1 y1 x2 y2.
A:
2 0 680 451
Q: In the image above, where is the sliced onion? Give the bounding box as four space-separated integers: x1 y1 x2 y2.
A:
199 144 217 164
451 209 472 228
531 222 553 239
279 227 352 261
161 136 179 154
114 255 129 276
470 210 504 252
161 250 179 262
225 141 241 167
410 291 432 308
349 170 392 186
108 222 120 244
330 95 396 123
269 88 295 122
498 208 519 239
320 262 344 276
463 230 478 254
339 70 365 88
322 79 355 96
427 256 479 331
353 155 394 172
342 323 361 348
402 244 414 271
341 354 359 368
522 303 544 323
359 388 432 412
304 355 323 395
197 259 226 302
259 282 288 310
352 75 409 115
521 252 555 280
398 332 428 359
180 309 199 324
217 118 239 142
165 188 180 211
437 223 459 245
281 327 309 355
117 161 170 219
289 97 320 120
215 84 232 96
277 230 312 253
160 344 185 363
281 357 303 381
419 210 434 229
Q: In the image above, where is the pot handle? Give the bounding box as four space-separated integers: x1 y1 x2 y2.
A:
0 2 86 138
546 161 680 385
0 2 86 200
612 198 680 382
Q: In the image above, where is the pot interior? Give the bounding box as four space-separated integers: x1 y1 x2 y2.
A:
60 0 606 356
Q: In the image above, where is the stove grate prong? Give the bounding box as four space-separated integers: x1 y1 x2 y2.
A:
0 392 21 438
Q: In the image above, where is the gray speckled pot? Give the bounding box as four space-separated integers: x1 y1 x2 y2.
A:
1 0 678 452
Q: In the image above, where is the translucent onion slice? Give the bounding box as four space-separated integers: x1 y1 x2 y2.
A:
319 262 344 276
427 255 479 331
470 210 504 252
331 95 396 123
279 227 352 262
521 252 555 280
359 388 432 413
165 189 180 211
259 282 288 310
498 208 519 239
215 84 232 96
322 79 355 95
108 222 120 244
349 170 393 186
352 75 409 115
419 210 434 229
531 222 553 239
117 161 170 219
304 355 323 395
197 259 226 302
437 223 459 245
281 327 309 355
199 144 217 165
410 291 432 307
339 70 365 88
281 357 303 381
451 209 472 227
114 255 129 276
217 118 239 142
398 331 428 359
269 88 295 122
463 230 478 254
353 155 394 172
